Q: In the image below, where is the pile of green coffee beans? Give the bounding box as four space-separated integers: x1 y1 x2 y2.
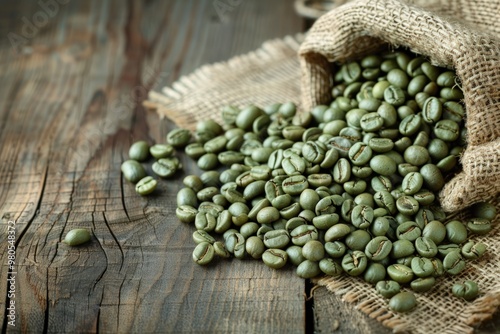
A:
136 49 497 313
121 133 188 195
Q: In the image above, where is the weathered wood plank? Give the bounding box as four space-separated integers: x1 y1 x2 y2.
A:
0 1 306 333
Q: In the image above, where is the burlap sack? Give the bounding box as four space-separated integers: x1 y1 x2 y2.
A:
148 3 500 332
299 0 500 213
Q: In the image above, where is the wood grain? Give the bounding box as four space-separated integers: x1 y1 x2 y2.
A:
0 1 305 333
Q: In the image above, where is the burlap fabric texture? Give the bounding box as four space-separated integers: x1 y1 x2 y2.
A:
148 2 500 333
299 0 500 213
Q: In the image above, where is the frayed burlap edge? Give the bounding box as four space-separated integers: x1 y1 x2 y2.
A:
147 34 305 130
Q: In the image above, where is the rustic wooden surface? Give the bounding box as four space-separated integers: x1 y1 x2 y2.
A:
0 1 498 333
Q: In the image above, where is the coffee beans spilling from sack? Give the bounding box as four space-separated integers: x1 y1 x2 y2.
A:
126 49 496 313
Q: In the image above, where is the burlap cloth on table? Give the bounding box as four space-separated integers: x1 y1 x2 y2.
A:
147 1 500 332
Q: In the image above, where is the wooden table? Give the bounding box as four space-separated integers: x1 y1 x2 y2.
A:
0 1 498 333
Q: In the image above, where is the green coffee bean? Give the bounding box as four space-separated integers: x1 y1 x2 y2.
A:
193 230 216 244
177 187 198 208
63 228 91 246
389 292 417 313
467 218 492 235
461 241 487 260
135 176 157 195
363 262 386 284
443 251 466 275
214 241 231 258
341 250 368 276
176 205 198 223
422 220 446 245
185 142 206 159
129 140 150 161
263 229 290 249
370 155 396 176
150 144 174 159
319 258 344 276
262 249 288 269
365 236 392 261
470 202 497 220
452 281 479 301
376 280 401 298
153 157 181 178
296 259 321 278
167 128 191 148
246 236 266 259
410 276 436 292
121 160 147 183
387 264 414 283
446 220 468 244
192 242 215 265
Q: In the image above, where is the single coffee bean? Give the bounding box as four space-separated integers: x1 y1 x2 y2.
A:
192 242 215 265
387 264 414 283
467 218 492 235
246 236 266 259
185 142 206 159
470 202 497 220
167 128 191 148
396 221 421 241
422 220 446 245
324 241 347 258
365 236 392 261
399 114 422 136
263 229 290 249
135 176 157 195
150 144 174 159
410 276 436 292
282 175 309 195
348 142 372 166
461 241 487 260
411 257 434 278
384 85 406 106
376 280 401 298
63 228 91 246
319 258 344 276
402 172 424 195
177 187 198 208
415 237 438 258
121 160 147 183
370 155 396 176
296 259 322 278
195 212 217 232
341 250 368 276
391 239 415 259
363 262 387 284
434 120 460 142
129 140 150 161
154 157 181 178
302 240 325 262
396 196 420 215
443 251 466 275
257 206 280 224
389 292 417 313
345 230 371 251
262 249 288 269
351 205 374 229
192 230 216 244
446 220 468 244
452 281 479 301
213 241 231 258
176 205 198 224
